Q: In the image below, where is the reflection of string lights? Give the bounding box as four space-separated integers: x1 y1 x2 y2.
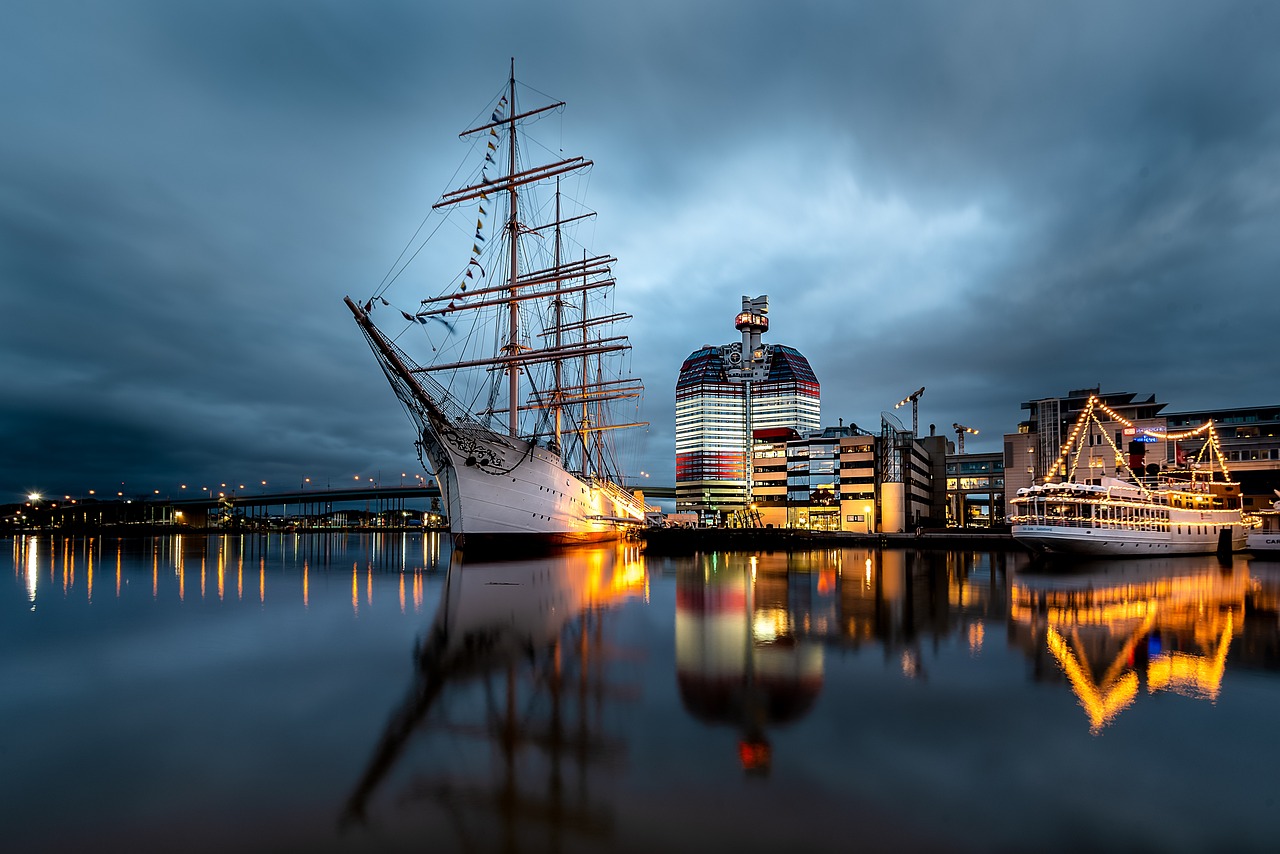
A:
968 621 984 655
1046 625 1139 734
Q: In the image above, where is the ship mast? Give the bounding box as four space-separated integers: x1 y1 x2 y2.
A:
415 66 646 457
552 179 564 454
504 59 521 437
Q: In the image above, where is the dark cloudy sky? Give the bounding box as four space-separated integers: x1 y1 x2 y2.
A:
3 0 1278 500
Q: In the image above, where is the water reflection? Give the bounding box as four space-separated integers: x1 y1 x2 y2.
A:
7 535 1280 850
1011 555 1263 733
669 548 1014 771
10 531 450 609
343 544 646 848
675 553 824 773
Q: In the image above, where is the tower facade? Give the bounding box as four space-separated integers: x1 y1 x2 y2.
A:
675 295 821 522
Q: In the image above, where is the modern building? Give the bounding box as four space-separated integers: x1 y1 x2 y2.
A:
676 296 821 523
1163 403 1280 513
1003 388 1280 517
749 421 947 533
945 451 1005 527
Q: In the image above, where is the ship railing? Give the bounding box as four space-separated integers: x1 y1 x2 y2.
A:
1010 513 1174 532
416 371 504 432
590 476 644 511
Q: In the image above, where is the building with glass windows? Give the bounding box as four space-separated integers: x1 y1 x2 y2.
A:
750 423 947 533
1003 388 1280 517
675 296 821 523
945 452 1005 527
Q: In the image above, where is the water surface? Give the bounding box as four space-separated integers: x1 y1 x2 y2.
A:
5 535 1279 852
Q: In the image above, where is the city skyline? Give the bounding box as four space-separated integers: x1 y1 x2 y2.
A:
4 1 1279 499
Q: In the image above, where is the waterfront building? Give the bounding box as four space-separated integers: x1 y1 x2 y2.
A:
675 296 821 523
945 451 1005 527
1163 404 1280 513
1003 389 1173 519
1003 388 1280 517
749 422 946 533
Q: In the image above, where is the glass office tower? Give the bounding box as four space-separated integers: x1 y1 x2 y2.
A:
675 296 820 523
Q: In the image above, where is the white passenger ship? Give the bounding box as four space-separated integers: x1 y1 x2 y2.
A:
1011 395 1246 556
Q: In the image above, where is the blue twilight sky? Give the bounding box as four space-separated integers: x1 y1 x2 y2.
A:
2 0 1279 499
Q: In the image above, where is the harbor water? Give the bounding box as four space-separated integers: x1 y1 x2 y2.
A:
5 534 1279 852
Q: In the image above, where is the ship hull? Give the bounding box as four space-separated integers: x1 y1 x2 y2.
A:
1247 512 1280 558
1013 521 1246 556
1246 533 1280 556
422 414 644 544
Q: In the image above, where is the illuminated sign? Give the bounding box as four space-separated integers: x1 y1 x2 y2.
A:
1133 435 1158 443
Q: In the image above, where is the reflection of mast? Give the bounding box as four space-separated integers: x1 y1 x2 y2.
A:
342 547 644 845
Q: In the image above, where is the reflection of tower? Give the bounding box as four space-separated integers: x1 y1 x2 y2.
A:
674 556 823 773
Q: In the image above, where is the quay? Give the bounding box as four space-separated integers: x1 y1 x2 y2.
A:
641 526 1022 554
6 482 1022 550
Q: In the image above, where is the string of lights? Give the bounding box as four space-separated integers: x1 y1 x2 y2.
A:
1044 395 1233 488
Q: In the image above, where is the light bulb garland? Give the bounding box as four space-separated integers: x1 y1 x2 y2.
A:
1039 394 1232 489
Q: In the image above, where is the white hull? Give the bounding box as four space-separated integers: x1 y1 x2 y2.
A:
1248 511 1280 557
1011 476 1247 558
1013 522 1247 556
423 415 644 541
1247 532 1280 555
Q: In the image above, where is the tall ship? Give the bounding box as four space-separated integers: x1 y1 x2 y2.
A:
345 62 648 548
1010 394 1247 556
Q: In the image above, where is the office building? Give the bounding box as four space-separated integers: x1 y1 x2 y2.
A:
676 296 820 523
1003 388 1280 517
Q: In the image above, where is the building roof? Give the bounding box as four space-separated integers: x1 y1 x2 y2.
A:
676 343 820 392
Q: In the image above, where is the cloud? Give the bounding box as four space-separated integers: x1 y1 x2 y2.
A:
2 0 1279 497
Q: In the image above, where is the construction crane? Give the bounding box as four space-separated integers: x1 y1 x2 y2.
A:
894 387 925 436
953 423 979 454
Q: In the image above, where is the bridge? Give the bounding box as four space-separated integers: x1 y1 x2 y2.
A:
14 481 673 531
